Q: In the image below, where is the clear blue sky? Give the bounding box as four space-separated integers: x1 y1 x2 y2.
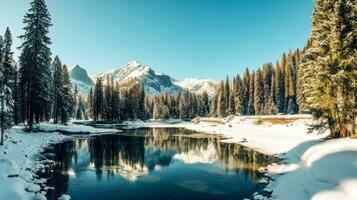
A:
0 0 313 80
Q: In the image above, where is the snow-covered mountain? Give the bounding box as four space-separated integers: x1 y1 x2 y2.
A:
69 65 94 95
175 78 217 97
92 61 182 95
70 61 217 96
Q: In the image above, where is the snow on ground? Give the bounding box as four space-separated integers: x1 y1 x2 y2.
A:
34 122 119 135
0 127 69 200
131 115 357 200
131 115 326 155
268 138 357 200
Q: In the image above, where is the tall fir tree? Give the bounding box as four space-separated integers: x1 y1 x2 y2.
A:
0 34 14 145
18 0 52 129
242 68 250 115
51 56 63 123
234 74 244 115
301 0 357 137
247 72 255 115
60 66 74 124
254 69 264 115
217 81 226 117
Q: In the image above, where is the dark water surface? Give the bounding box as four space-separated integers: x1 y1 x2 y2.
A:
41 128 276 200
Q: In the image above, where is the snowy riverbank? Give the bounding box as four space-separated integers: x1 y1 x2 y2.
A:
0 123 119 200
128 115 357 200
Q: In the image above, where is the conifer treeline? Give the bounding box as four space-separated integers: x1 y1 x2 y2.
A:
87 78 147 122
146 90 210 120
0 0 76 137
211 50 303 117
87 78 210 122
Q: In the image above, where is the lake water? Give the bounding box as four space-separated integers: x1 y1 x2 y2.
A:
41 128 277 200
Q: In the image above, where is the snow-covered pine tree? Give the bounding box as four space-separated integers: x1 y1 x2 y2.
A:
254 69 264 115
287 98 297 114
0 43 14 145
210 92 218 117
103 76 112 121
274 62 284 113
217 81 226 117
224 77 230 114
234 74 243 115
60 65 74 124
2 28 18 125
227 91 235 116
87 88 94 120
302 0 357 137
247 71 255 115
200 91 210 116
297 40 312 113
93 78 104 121
0 84 13 146
52 56 63 123
18 0 52 129
242 68 250 115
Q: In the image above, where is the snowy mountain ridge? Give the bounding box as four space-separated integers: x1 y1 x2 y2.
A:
69 61 217 96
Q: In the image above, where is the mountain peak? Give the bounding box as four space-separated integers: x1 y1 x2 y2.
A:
69 65 94 95
71 61 217 97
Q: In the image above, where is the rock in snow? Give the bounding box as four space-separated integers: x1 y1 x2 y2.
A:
25 184 41 193
58 194 71 200
35 192 47 200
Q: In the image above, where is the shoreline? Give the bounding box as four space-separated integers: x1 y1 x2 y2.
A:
1 117 356 200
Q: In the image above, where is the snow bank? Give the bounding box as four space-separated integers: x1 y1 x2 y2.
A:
0 127 68 200
270 138 357 200
34 122 119 134
136 115 327 155
122 119 184 129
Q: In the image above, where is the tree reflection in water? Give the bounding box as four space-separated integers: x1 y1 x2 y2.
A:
43 128 278 200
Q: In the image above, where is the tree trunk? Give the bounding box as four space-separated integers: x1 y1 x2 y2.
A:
0 128 4 146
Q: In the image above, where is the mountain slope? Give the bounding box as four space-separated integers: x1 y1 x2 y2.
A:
175 78 217 97
71 61 217 96
92 61 182 95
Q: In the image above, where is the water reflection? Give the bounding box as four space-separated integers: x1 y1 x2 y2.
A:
43 128 277 200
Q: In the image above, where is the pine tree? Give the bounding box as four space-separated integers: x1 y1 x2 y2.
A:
2 28 18 124
60 66 74 124
233 75 243 115
297 40 312 113
242 68 250 115
287 98 297 114
227 78 235 116
247 72 255 115
224 76 230 113
210 92 218 117
254 69 264 115
200 91 210 116
93 78 104 121
87 88 94 120
0 84 13 145
0 34 14 145
52 56 63 123
18 0 52 129
274 62 284 113
302 0 357 137
217 81 226 117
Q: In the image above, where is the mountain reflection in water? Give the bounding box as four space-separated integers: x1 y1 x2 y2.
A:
42 128 277 200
